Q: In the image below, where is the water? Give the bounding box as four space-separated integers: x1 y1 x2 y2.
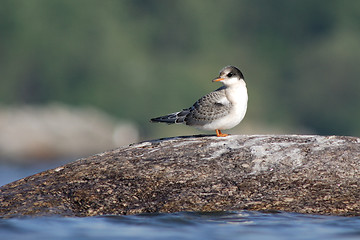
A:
1 212 360 240
1 164 360 240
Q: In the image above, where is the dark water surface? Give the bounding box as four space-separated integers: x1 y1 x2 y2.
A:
1 211 360 240
1 164 360 240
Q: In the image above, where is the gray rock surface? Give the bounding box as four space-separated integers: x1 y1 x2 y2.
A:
0 134 359 218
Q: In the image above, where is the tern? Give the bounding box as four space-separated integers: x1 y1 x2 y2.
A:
151 66 248 137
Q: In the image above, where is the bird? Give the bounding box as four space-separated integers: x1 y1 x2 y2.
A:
150 66 248 137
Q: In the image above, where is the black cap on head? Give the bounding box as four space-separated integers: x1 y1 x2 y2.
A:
219 66 244 80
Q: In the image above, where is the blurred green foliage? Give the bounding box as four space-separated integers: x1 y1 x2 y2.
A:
1 0 360 138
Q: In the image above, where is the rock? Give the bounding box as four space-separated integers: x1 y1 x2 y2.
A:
0 103 139 163
0 134 359 218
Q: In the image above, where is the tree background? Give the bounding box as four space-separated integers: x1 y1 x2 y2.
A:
1 0 360 139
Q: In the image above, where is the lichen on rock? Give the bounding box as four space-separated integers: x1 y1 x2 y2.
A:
0 134 359 218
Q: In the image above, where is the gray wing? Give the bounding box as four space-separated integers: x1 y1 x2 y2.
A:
185 87 232 126
150 109 189 124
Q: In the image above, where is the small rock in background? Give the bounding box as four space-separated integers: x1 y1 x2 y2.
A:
0 103 139 164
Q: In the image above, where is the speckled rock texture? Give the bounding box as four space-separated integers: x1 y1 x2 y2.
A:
0 135 359 218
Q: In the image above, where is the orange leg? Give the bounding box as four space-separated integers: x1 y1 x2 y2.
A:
215 129 228 137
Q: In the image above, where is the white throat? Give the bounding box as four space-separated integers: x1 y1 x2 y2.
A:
224 79 247 105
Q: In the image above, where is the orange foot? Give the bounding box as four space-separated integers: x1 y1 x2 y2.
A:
215 129 229 137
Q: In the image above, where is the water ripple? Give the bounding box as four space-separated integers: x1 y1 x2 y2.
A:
1 211 360 240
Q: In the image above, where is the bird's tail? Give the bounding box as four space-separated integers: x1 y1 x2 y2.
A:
150 109 190 124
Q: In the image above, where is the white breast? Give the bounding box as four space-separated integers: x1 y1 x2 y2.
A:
198 80 248 131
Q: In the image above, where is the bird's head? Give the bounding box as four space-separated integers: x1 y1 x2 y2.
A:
212 66 245 87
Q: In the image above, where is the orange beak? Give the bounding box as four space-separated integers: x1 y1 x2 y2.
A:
212 77 224 82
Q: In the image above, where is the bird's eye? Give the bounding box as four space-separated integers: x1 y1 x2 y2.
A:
227 72 234 78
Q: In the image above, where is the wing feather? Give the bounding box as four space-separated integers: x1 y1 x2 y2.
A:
185 87 231 126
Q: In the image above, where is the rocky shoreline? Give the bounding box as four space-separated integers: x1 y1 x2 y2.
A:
0 134 359 217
